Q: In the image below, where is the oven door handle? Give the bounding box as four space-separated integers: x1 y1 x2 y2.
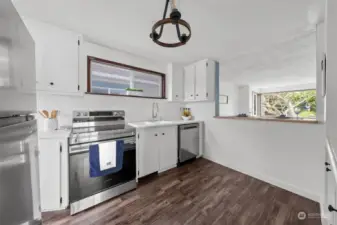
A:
69 146 135 155
69 137 135 155
69 148 91 155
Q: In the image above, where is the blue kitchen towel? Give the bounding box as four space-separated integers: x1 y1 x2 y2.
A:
89 140 124 177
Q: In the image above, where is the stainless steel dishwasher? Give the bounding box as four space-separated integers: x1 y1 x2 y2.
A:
178 123 199 166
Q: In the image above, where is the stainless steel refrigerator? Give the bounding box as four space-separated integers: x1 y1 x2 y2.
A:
0 0 41 224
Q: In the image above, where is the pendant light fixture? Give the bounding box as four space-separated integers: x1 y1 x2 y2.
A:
150 0 191 48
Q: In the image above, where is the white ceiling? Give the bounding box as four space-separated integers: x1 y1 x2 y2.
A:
13 0 322 87
221 31 317 88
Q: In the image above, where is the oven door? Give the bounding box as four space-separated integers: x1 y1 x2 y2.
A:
69 136 136 203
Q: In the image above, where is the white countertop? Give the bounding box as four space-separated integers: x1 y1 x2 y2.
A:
128 120 203 128
38 129 71 139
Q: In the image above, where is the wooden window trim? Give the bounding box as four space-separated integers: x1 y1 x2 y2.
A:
260 88 315 95
87 56 166 99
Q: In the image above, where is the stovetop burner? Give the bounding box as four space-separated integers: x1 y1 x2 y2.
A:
70 110 136 145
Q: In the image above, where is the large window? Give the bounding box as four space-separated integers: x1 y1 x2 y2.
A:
260 90 316 119
87 56 165 99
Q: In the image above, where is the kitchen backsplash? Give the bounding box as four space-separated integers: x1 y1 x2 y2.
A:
37 92 185 129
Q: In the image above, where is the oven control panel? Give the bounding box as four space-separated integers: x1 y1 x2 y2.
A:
72 111 125 119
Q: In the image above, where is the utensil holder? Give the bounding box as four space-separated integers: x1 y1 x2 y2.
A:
44 118 58 131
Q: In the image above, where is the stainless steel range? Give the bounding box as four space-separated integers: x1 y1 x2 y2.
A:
69 110 136 215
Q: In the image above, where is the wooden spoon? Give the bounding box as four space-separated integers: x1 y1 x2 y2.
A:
42 110 49 118
51 110 57 119
39 111 47 118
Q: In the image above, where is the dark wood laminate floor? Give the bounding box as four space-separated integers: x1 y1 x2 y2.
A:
43 158 321 225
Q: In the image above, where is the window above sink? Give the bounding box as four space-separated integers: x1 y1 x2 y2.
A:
87 56 166 99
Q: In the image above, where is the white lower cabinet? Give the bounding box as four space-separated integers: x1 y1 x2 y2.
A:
39 136 69 211
138 128 160 177
325 142 337 225
326 164 336 224
159 126 178 172
138 126 178 178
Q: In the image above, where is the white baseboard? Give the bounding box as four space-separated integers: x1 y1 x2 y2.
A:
203 155 320 202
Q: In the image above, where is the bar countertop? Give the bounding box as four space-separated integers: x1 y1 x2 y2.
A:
214 116 320 124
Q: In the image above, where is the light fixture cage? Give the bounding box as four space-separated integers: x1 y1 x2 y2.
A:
150 0 191 48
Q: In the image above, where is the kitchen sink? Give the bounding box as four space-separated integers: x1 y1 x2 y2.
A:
128 120 175 128
144 120 173 125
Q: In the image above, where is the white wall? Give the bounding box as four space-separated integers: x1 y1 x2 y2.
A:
238 85 252 115
219 81 238 116
37 93 183 127
191 26 325 204
220 32 316 88
187 101 325 202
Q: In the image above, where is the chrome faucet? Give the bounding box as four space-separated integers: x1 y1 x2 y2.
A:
152 102 159 121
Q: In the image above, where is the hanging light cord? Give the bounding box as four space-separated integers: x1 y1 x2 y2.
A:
171 0 177 10
157 0 170 39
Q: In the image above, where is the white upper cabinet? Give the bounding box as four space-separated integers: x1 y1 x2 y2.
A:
184 64 196 101
206 60 216 101
183 59 216 102
24 19 80 94
167 63 184 101
195 60 208 101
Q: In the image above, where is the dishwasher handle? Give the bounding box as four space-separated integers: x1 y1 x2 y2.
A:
179 124 199 130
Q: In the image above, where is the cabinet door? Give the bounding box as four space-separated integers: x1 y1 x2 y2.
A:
138 128 160 177
326 0 337 148
184 64 196 101
59 140 69 209
10 20 36 93
172 68 184 101
167 63 184 102
159 126 178 172
39 139 61 211
327 168 336 224
206 60 216 101
195 60 208 101
25 19 79 94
